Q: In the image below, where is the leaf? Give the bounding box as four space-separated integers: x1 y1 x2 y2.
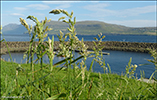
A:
47 19 51 22
41 50 47 57
147 59 156 64
48 28 53 31
70 10 73 18
93 41 97 46
107 63 111 73
62 20 69 23
49 9 61 14
94 37 98 41
74 17 76 24
58 16 66 21
46 93 66 100
19 18 29 30
100 32 102 36
27 16 39 24
89 59 94 72
102 35 105 39
62 10 70 17
139 63 151 66
69 19 74 26
53 57 72 67
98 34 101 38
128 57 132 67
70 56 84 65
0 39 5 42
72 83 83 97
68 28 72 32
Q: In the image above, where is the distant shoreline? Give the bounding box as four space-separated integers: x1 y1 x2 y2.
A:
1 41 156 55
1 33 156 36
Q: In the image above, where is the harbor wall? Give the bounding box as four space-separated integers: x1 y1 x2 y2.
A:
1 41 156 55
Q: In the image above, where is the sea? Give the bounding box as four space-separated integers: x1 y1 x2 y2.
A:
1 34 157 79
1 34 156 43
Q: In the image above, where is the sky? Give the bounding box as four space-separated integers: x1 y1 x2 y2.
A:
1 1 157 27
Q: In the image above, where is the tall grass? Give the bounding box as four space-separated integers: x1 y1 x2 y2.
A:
1 10 157 99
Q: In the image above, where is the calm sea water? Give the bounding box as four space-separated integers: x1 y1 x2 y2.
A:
1 50 155 79
1 34 156 43
1 34 156 78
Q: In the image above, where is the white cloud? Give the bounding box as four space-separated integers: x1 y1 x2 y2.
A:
42 1 80 4
42 1 82 9
83 3 156 17
26 4 50 10
10 13 24 16
31 13 45 16
14 7 28 11
106 20 156 27
84 3 110 11
119 5 156 17
55 4 71 9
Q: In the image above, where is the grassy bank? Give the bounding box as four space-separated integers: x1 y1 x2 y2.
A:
1 41 156 55
1 60 157 99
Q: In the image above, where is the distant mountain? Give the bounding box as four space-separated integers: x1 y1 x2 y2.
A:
2 23 28 35
2 21 156 35
46 20 157 35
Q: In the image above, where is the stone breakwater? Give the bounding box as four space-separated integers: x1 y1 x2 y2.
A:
0 41 156 55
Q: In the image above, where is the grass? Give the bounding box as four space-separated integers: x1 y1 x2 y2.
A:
1 9 157 99
1 60 156 99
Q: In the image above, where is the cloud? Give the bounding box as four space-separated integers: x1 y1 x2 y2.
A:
84 3 110 11
31 13 45 16
26 4 50 10
14 7 28 11
10 13 24 16
83 3 116 17
42 1 81 9
119 5 156 17
42 1 80 4
106 20 156 27
55 4 71 9
83 3 156 17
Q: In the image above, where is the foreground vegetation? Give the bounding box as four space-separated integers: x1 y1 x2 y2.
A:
1 9 157 99
1 60 156 99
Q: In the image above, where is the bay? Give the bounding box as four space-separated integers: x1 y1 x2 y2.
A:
1 50 155 79
1 34 156 79
1 34 156 43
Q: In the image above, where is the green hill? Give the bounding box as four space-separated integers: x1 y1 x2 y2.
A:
46 20 156 35
2 21 156 35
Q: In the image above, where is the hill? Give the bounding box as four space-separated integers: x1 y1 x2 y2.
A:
2 21 156 35
2 24 28 35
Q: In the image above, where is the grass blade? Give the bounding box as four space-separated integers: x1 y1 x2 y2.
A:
46 93 66 100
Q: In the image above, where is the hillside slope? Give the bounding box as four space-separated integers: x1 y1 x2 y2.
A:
2 24 28 35
2 21 156 35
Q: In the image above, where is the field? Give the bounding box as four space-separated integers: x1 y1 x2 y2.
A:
1 60 157 99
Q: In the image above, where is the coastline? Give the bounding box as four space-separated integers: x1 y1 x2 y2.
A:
1 41 156 55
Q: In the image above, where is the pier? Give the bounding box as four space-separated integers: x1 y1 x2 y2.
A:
74 50 110 55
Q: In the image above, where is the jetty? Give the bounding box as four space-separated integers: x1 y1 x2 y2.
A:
87 51 110 55
74 50 110 55
1 41 156 55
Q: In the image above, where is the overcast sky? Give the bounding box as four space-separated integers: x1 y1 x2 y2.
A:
1 1 157 27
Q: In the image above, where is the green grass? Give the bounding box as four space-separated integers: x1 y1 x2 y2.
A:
1 9 157 100
1 60 156 99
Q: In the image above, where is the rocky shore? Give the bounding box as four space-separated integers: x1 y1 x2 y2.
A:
0 41 156 55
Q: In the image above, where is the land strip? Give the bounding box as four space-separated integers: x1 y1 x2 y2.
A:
0 41 156 55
